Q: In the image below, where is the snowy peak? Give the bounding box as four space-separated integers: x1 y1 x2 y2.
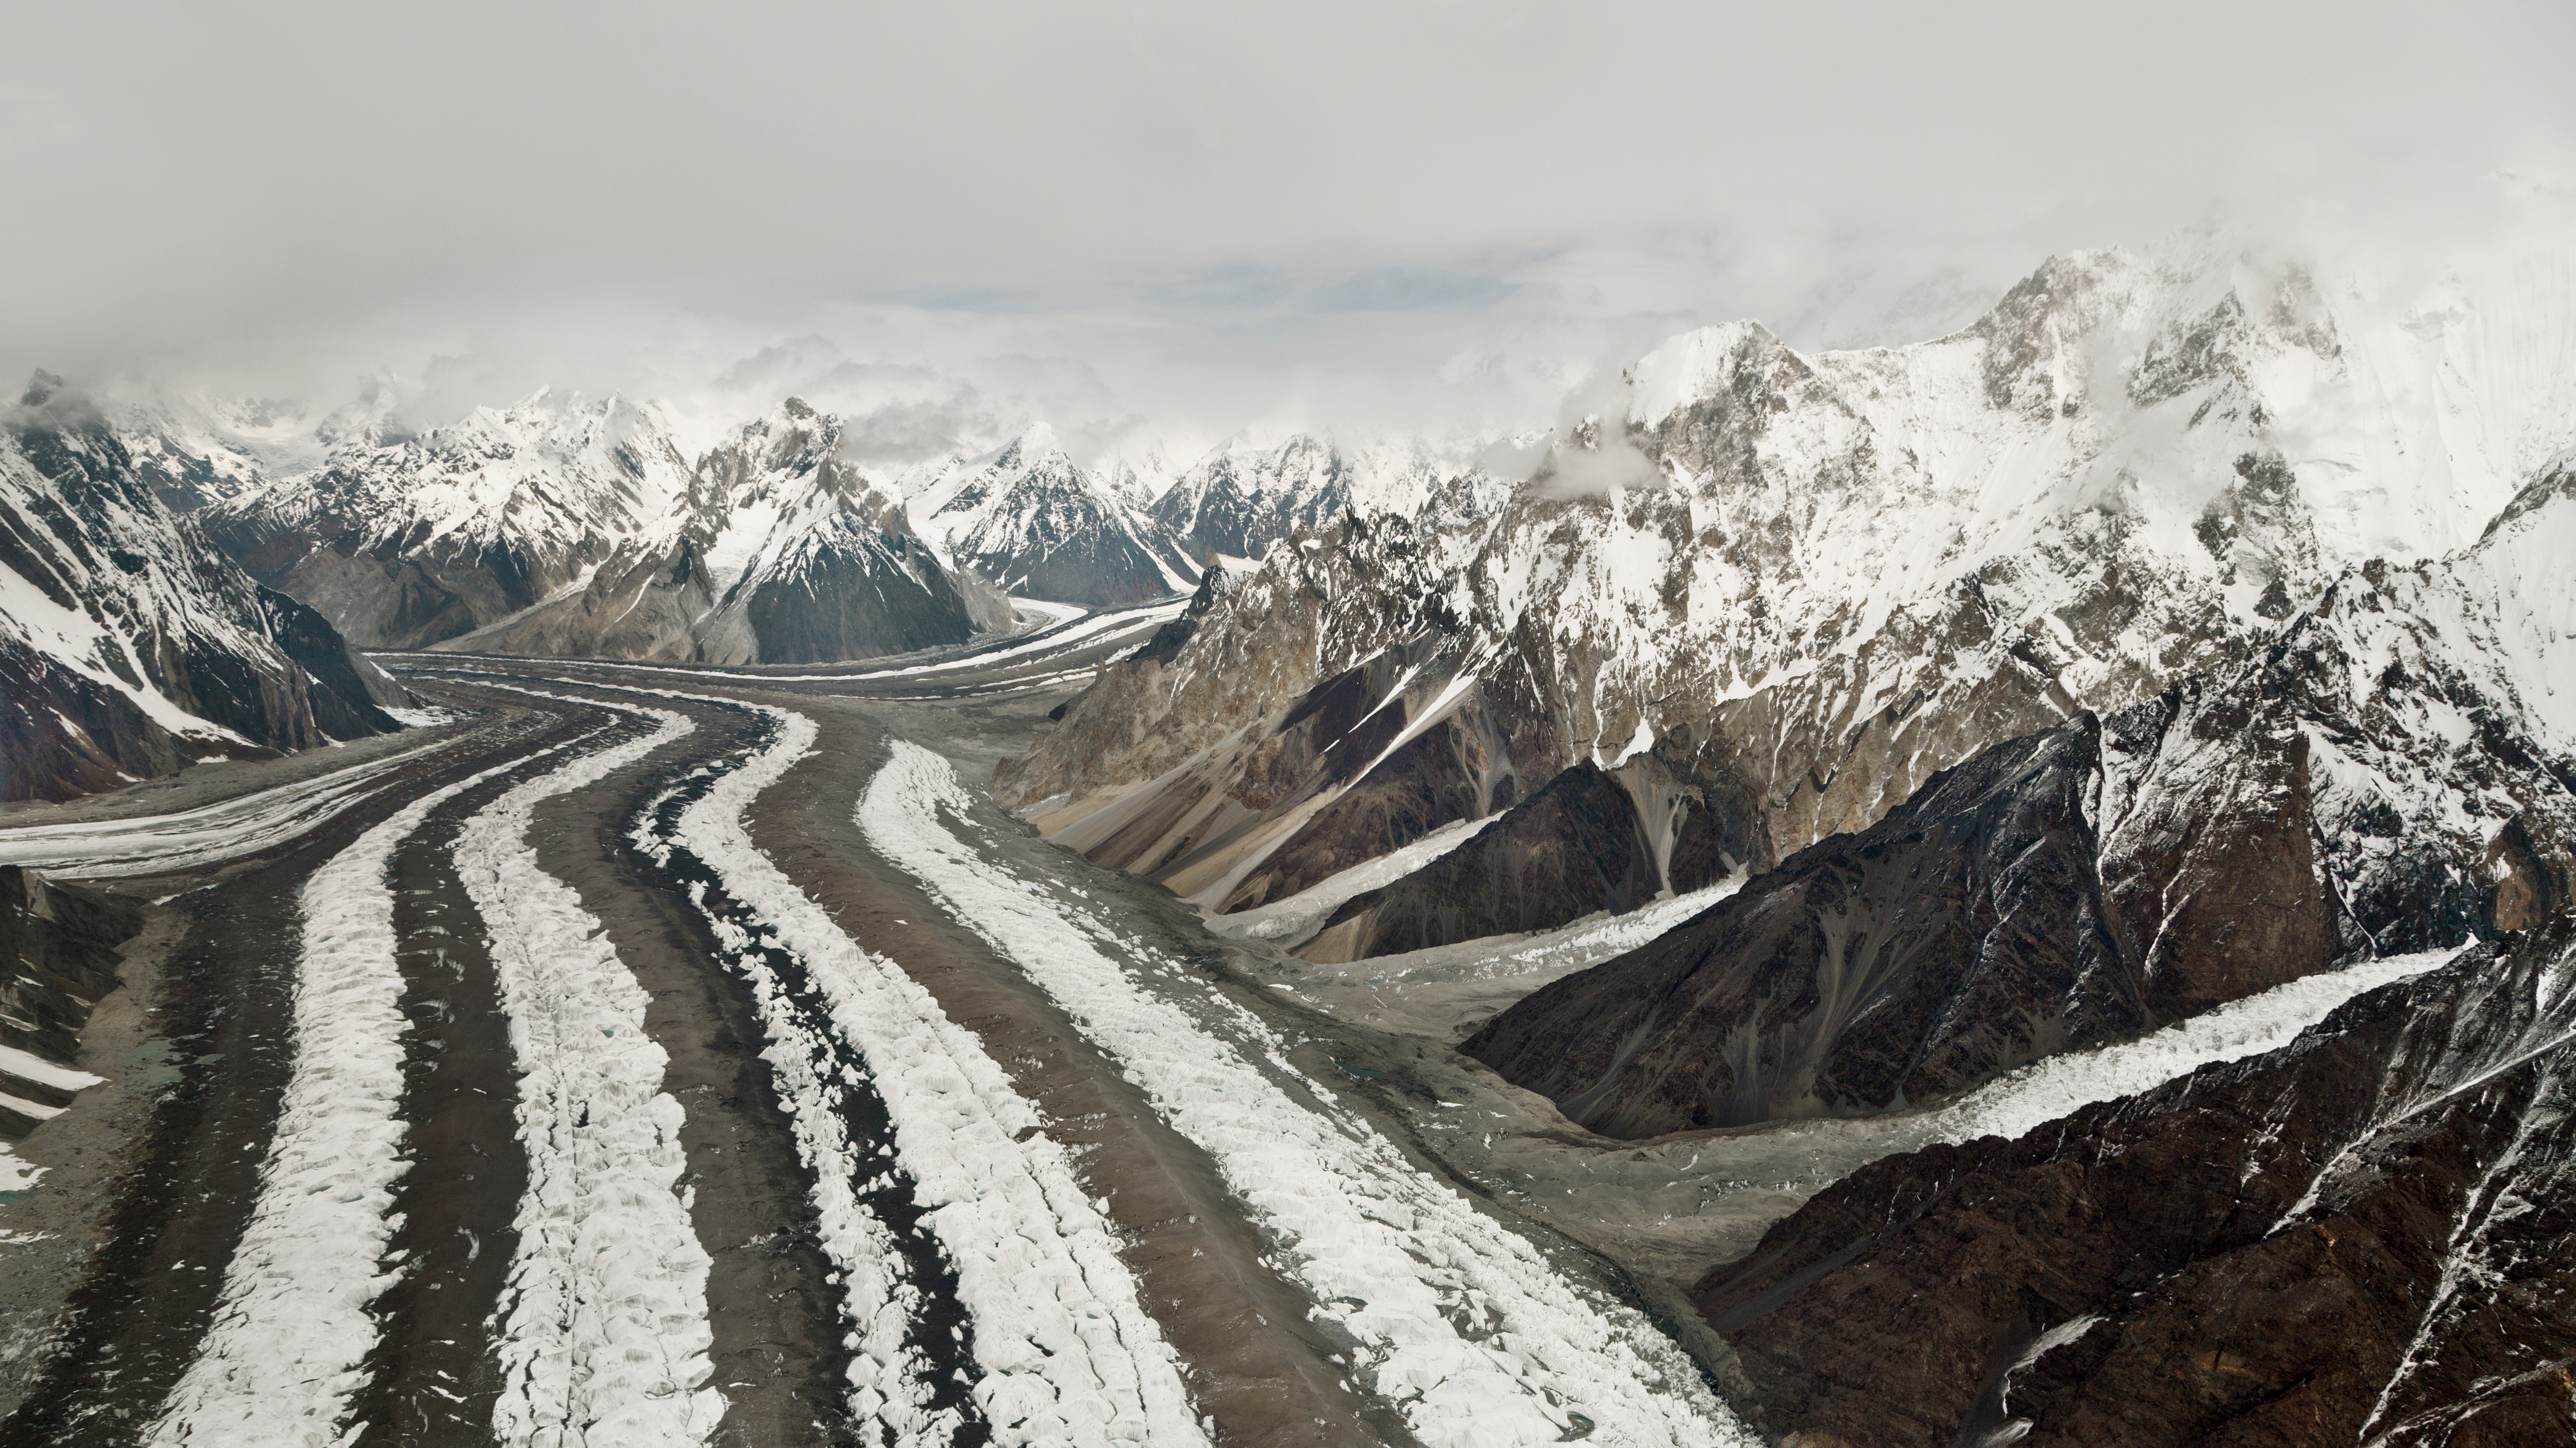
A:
1622 321 1797 431
1152 433 1356 564
409 393 1008 666
203 390 700 649
225 388 695 556
909 422 1199 607
1014 236 2576 985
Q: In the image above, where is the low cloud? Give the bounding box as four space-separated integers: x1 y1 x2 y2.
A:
2 3 2562 446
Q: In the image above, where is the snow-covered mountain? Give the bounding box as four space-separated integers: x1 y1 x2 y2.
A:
1005 237 2576 988
1 377 410 802
1152 434 1356 565
205 389 697 650
1152 433 1508 567
905 423 1202 608
442 399 1011 663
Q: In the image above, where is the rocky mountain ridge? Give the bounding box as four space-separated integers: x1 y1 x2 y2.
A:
1 377 408 802
413 399 1013 663
161 388 1489 660
904 422 1203 609
1694 919 2576 1448
204 388 697 650
1005 243 2575 956
1464 458 2576 1132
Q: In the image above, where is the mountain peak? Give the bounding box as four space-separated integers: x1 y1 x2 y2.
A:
1008 419 1066 461
1624 320 1791 428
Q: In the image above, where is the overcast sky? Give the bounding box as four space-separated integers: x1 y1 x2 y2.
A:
5 0 2569 454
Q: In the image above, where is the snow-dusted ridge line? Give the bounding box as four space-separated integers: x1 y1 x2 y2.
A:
573 683 1202 1447
146 738 588 1448
444 694 724 1446
866 741 1751 1448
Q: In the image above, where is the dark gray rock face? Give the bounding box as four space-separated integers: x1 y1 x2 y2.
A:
1465 716 2168 1133
1217 679 1547 914
206 516 529 651
0 866 141 1129
735 529 993 665
1294 730 1764 964
1 386 406 802
1693 921 2576 1448
255 587 408 735
1297 762 1663 964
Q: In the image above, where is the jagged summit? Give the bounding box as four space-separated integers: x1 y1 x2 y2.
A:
907 422 1201 608
420 396 1010 664
202 389 697 649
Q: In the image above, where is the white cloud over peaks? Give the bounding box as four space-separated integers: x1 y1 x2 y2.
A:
2 1 2565 449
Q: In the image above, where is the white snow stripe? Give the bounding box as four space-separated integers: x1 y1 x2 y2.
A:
1914 946 2465 1151
385 598 1183 687
0 1041 103 1093
473 682 955 1440
648 857 953 1442
864 740 1751 1448
147 738 586 1448
448 698 726 1447
605 686 1202 1447
0 734 469 877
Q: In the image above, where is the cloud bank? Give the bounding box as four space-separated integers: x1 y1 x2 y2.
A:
4 0 2567 446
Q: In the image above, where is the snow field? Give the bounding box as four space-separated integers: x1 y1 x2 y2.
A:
147 738 587 1448
446 694 725 1446
644 695 1204 1447
1914 946 2465 1149
866 742 1756 1448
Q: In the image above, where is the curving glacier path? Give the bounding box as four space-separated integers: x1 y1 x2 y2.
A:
0 628 2459 1448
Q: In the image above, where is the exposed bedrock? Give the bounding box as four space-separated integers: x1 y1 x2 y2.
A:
1465 566 2576 1137
208 511 563 652
0 866 141 1130
1217 701 1540 913
992 510 1469 817
1295 725 1770 965
3 398 406 803
1463 689 2354 1136
1465 715 2159 1134
1692 921 2576 1448
415 513 1006 667
1033 623 1573 910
